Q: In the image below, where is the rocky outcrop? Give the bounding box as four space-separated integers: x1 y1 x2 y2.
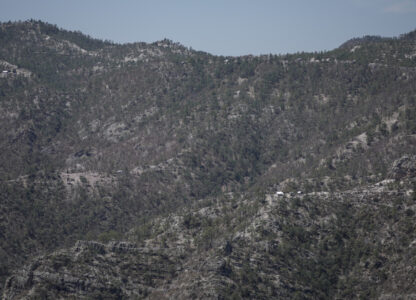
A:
2 240 180 299
388 155 416 179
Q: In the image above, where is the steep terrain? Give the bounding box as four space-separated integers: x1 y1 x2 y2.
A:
0 20 415 298
3 157 416 299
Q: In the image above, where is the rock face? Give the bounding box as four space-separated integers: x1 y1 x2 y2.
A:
3 240 232 299
3 241 180 299
389 155 416 179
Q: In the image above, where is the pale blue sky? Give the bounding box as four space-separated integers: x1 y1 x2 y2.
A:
1 0 415 56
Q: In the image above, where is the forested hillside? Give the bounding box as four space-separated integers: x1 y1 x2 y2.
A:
0 20 415 299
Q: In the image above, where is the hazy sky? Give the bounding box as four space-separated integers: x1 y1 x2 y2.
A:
1 0 415 56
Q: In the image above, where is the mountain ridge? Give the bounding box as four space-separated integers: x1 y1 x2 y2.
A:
0 20 415 298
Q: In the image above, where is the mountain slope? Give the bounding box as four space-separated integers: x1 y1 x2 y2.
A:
3 156 416 299
0 20 415 298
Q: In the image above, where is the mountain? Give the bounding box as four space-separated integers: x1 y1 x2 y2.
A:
3 156 416 299
0 20 415 299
